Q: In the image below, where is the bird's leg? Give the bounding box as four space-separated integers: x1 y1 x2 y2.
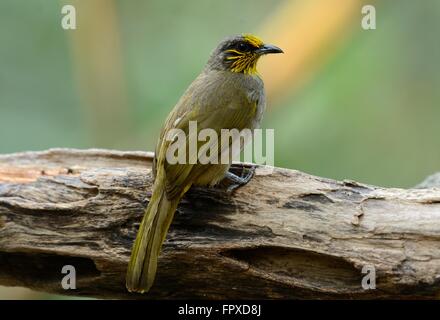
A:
221 164 256 193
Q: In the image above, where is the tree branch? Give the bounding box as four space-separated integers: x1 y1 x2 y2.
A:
1 148 440 299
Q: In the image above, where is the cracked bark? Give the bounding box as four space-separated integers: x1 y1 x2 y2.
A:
0 148 440 299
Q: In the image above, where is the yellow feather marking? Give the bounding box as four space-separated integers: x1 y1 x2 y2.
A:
242 34 264 48
225 49 243 55
226 34 265 75
230 54 258 75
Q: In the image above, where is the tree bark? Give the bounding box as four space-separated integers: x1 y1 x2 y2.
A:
0 148 439 299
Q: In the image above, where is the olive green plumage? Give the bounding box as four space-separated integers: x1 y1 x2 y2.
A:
126 34 282 293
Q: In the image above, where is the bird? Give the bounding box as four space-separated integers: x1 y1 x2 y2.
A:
126 34 283 293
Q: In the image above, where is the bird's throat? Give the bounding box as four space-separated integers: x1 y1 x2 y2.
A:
229 57 259 75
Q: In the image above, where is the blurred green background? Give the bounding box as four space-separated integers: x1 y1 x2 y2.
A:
0 0 439 299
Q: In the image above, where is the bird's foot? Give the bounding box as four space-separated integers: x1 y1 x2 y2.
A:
220 164 256 193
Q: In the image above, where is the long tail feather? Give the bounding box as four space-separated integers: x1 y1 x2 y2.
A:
126 179 180 293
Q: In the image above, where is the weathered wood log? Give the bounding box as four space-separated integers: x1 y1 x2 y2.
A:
0 148 440 299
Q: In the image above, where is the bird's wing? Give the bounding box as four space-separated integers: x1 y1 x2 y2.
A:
154 72 262 199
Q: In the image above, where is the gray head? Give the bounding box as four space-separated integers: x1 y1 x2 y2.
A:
205 34 283 74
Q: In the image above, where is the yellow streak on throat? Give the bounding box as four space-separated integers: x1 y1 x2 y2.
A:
230 56 258 74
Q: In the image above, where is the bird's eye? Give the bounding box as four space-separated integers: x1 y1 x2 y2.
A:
237 42 251 52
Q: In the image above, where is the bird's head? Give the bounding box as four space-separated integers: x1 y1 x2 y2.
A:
206 34 283 75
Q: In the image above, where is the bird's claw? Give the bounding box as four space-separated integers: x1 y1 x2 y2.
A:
222 165 256 193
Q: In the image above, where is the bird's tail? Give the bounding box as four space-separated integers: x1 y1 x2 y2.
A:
126 179 180 293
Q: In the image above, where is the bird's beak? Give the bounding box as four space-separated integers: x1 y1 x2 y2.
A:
256 44 284 55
